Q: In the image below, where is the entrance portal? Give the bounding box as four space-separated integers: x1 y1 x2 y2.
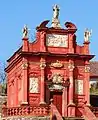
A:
50 92 62 115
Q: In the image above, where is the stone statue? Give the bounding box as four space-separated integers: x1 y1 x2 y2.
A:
22 25 28 38
84 29 92 42
51 4 61 28
53 4 59 19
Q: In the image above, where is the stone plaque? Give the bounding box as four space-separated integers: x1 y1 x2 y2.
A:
46 34 68 47
29 77 39 93
75 80 83 95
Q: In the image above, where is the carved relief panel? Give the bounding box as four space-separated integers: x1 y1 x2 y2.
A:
75 80 83 95
29 96 40 104
29 77 39 93
46 34 68 47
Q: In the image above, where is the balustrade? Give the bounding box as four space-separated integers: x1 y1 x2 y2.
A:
2 105 50 117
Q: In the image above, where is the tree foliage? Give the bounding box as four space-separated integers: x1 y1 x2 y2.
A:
0 62 7 95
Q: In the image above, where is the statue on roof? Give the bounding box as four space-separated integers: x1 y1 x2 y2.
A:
22 25 28 38
51 4 61 28
84 29 92 42
53 4 59 19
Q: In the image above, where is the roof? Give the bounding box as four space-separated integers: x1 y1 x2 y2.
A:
7 46 22 62
90 61 98 77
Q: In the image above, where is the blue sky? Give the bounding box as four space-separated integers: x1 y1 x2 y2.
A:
0 0 98 63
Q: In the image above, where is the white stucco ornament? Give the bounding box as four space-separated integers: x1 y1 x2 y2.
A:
52 73 63 84
29 77 39 93
51 60 63 68
85 66 90 72
46 34 68 47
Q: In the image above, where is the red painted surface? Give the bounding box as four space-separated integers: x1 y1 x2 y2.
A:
50 92 62 115
3 20 96 119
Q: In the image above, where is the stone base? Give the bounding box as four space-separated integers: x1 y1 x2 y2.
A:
51 18 61 28
39 101 46 105
21 101 28 105
68 103 76 117
63 117 84 120
68 102 76 107
2 116 50 120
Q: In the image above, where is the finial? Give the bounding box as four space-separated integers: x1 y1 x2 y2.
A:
84 28 92 42
51 4 61 28
22 25 28 38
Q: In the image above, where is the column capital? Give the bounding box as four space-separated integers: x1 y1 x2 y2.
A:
68 102 76 107
85 66 90 73
22 63 28 69
68 63 75 71
40 62 46 69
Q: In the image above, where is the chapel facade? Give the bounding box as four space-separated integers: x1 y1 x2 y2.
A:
2 5 97 120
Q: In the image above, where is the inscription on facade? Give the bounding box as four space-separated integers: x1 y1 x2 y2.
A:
46 34 68 47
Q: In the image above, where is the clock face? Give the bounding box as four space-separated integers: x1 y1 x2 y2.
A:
46 34 68 47
29 77 39 93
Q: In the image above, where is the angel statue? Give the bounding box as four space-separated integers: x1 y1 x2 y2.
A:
22 25 28 38
84 28 92 42
53 4 60 19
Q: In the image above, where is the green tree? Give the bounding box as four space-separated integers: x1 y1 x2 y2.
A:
0 62 7 95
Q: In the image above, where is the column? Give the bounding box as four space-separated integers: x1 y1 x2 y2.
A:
68 59 75 117
21 57 28 105
40 57 46 104
84 60 90 106
68 60 74 104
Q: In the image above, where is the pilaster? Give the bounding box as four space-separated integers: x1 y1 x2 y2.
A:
84 60 90 106
15 76 18 106
40 57 46 104
68 59 75 117
21 57 28 105
62 87 68 117
68 34 74 53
